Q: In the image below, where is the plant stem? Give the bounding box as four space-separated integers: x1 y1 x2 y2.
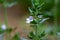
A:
34 12 40 40
4 6 8 26
54 0 58 34
3 0 8 27
36 24 39 40
54 0 58 40
3 0 9 40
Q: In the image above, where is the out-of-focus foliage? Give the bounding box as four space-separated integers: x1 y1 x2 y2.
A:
12 33 20 40
0 0 55 12
0 28 4 34
42 0 54 11
0 0 3 3
17 0 31 9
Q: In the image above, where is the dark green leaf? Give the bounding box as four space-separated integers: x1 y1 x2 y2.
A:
6 28 12 33
12 33 20 40
39 31 45 38
28 31 35 39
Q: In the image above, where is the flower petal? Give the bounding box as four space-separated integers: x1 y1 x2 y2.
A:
26 21 30 23
38 15 43 18
29 16 33 20
26 18 30 21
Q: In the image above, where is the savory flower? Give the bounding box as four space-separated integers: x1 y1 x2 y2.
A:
26 16 33 23
38 15 43 18
1 24 7 30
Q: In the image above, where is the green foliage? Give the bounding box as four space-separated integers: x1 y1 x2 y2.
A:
0 0 60 40
0 28 4 34
12 33 20 40
39 31 45 38
28 31 46 40
30 20 37 24
27 0 50 40
0 0 4 3
27 0 60 40
42 0 54 11
28 31 35 39
6 28 12 34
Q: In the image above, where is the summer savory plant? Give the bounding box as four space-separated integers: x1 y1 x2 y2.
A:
26 0 50 40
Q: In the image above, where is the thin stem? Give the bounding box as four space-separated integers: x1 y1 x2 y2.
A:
3 0 9 40
54 0 58 40
34 12 40 40
53 0 58 34
3 0 8 27
4 7 8 26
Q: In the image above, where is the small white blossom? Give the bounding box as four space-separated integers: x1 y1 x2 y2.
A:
38 15 43 18
26 16 33 23
26 18 31 23
1 24 7 30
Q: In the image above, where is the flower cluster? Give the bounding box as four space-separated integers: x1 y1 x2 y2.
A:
26 16 33 23
26 15 49 24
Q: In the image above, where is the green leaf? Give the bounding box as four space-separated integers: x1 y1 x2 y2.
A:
30 20 37 24
28 31 35 39
12 33 20 40
6 28 12 33
39 31 45 38
0 28 4 34
0 0 4 3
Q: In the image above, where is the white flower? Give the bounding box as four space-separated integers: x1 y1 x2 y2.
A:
38 15 43 18
1 24 7 30
26 16 33 23
40 18 49 23
26 18 31 23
